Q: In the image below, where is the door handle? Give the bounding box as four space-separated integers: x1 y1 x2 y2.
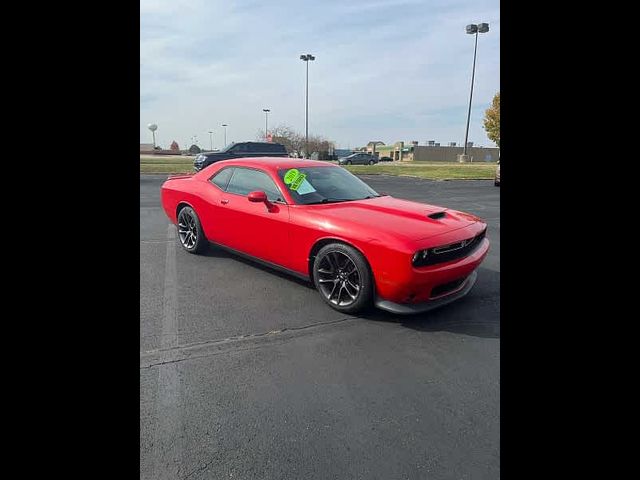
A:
220 199 229 205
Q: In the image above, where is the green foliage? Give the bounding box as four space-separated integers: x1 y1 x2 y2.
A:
483 92 500 147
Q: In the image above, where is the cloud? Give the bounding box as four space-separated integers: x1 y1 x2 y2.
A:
140 0 500 149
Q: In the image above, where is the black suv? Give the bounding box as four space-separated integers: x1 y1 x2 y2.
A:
194 142 288 171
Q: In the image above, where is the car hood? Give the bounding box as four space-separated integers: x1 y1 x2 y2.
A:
307 196 481 241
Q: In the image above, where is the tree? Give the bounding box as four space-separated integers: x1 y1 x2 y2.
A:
257 124 305 157
188 144 201 154
257 125 336 158
306 135 335 160
483 92 500 147
170 140 180 151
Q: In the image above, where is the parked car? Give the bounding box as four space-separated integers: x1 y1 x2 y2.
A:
161 158 489 314
194 141 288 171
379 156 393 162
338 153 378 165
494 159 500 186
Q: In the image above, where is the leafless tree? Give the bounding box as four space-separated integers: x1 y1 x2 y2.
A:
257 125 336 159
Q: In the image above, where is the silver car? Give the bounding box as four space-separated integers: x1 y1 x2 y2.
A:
338 153 378 165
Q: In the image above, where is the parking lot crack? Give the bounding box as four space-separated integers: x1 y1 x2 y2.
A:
140 315 359 369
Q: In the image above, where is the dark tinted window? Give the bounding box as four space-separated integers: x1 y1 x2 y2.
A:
262 143 286 153
226 168 283 201
210 167 234 190
245 143 261 153
229 144 247 154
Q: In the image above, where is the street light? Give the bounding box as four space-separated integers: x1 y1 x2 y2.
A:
221 124 228 146
263 109 270 141
459 22 489 163
300 53 315 157
147 123 158 149
208 130 214 151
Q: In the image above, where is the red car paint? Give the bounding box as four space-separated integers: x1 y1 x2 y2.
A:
161 158 489 309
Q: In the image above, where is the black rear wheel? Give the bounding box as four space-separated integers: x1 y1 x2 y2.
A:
177 206 207 254
313 243 373 313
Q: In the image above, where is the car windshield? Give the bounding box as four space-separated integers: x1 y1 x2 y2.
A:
219 142 236 153
278 166 380 205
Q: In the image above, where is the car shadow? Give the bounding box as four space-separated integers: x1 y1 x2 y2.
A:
202 243 316 290
202 244 499 339
357 267 500 339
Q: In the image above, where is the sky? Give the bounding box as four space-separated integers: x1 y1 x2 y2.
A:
140 0 500 150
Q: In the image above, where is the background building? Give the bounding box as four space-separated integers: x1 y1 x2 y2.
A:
361 140 499 162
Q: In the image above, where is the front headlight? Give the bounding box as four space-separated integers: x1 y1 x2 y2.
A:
412 249 428 265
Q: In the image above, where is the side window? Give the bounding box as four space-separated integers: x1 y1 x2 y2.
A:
264 143 281 153
229 144 244 154
226 168 284 202
210 167 234 191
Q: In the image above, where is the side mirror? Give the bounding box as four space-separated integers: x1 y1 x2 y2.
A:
248 191 267 203
248 191 276 211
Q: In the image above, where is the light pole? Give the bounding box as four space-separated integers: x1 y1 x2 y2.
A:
459 22 489 163
221 124 228 147
263 109 270 140
147 123 158 149
300 53 315 157
208 130 214 150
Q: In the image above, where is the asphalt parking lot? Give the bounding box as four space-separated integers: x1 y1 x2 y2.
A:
140 173 500 480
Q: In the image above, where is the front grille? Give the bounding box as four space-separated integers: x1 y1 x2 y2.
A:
414 228 486 267
430 277 466 298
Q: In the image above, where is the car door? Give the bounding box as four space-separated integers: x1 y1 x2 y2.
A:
218 167 290 265
198 166 235 242
357 154 366 165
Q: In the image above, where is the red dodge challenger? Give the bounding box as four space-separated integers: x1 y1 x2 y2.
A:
161 158 489 314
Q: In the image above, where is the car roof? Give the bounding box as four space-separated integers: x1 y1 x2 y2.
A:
197 157 333 176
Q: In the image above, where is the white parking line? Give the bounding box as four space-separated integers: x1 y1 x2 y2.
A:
149 224 185 480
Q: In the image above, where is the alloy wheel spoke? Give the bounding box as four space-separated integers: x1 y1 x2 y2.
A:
325 254 337 272
318 278 336 284
345 280 359 293
328 282 339 302
337 284 346 304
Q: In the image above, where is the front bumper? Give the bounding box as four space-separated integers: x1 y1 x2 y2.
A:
375 270 477 315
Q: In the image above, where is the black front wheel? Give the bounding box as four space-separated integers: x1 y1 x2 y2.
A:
313 243 373 313
177 206 207 254
368 160 375 165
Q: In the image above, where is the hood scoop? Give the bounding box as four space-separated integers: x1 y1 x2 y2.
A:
427 211 447 220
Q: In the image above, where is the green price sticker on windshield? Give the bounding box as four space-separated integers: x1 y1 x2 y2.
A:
290 173 306 191
284 169 300 185
284 168 307 191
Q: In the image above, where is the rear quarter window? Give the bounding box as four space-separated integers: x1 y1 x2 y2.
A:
209 167 234 190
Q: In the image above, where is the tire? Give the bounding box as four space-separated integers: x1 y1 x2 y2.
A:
368 160 375 165
346 160 352 165
313 243 373 314
176 206 207 254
